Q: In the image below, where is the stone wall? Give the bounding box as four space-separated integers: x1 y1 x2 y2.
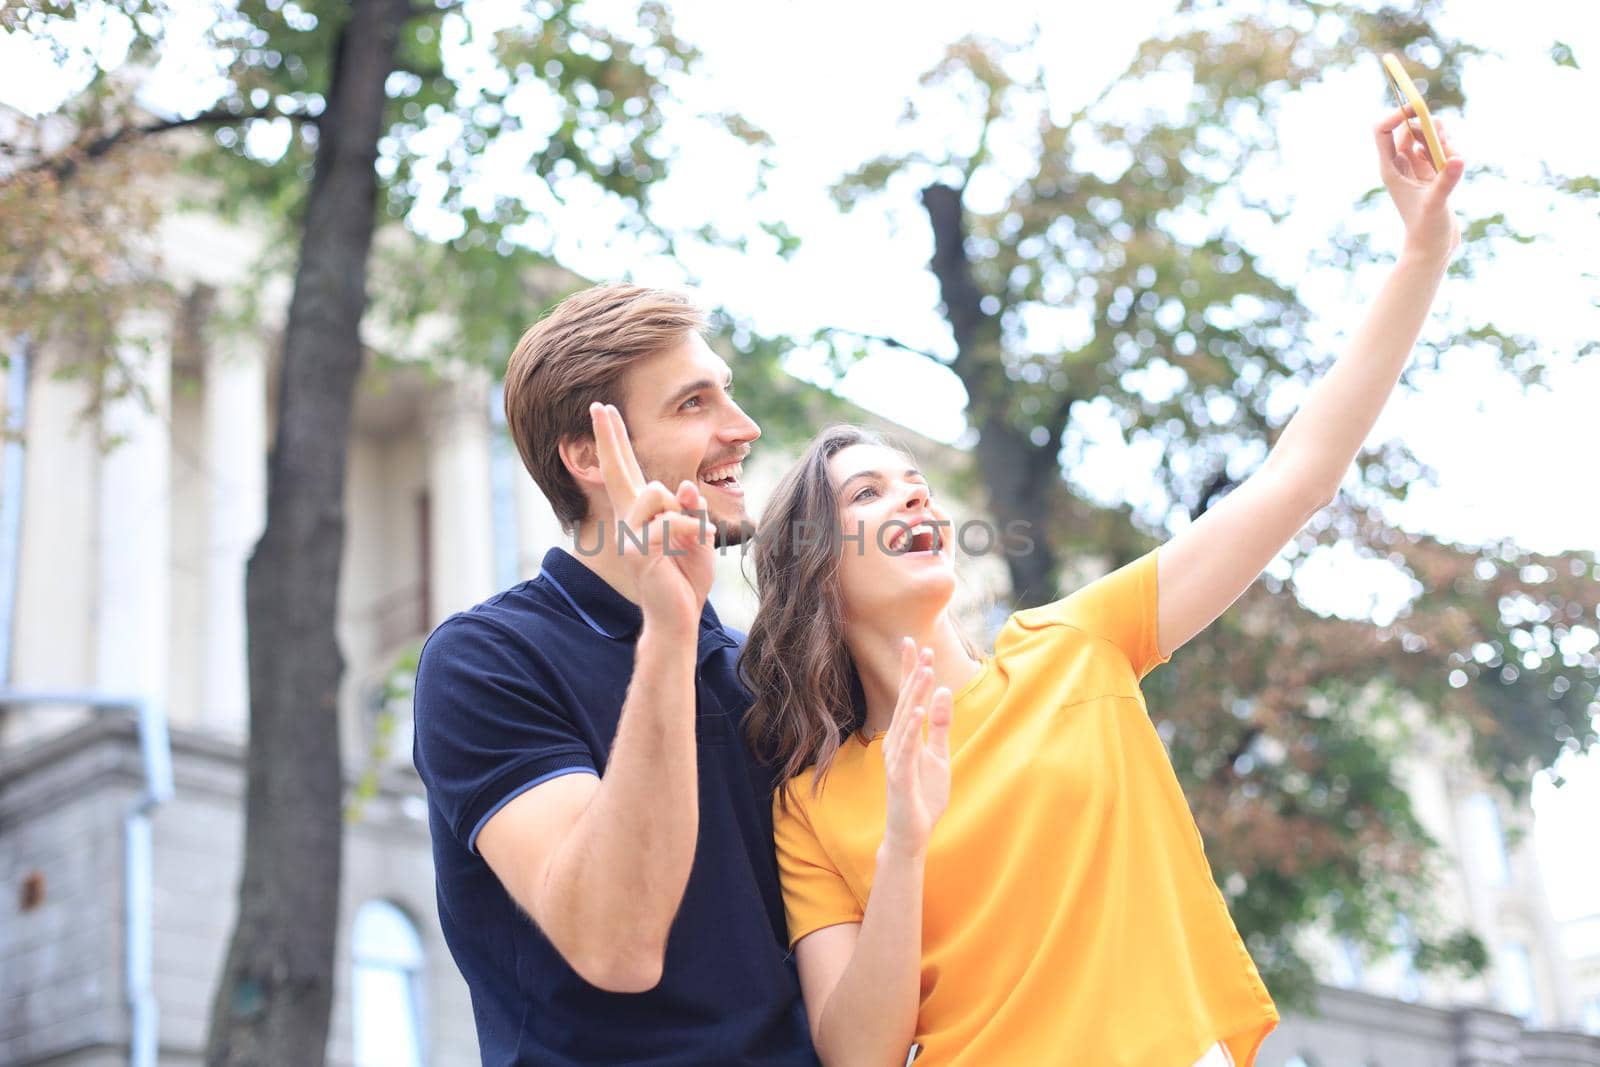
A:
6 715 1599 1067
0 714 476 1067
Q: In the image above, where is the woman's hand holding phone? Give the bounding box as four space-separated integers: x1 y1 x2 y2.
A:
1376 55 1466 265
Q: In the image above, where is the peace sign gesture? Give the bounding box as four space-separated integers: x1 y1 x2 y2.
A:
1375 105 1465 264
590 402 715 634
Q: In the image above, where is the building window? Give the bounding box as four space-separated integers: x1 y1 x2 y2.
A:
1464 791 1512 886
352 899 426 1067
1496 940 1540 1025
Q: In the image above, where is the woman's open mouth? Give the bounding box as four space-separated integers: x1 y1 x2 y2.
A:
888 521 944 555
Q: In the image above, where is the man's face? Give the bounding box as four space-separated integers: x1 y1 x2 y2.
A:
616 333 761 544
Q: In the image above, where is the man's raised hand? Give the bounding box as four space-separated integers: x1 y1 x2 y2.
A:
590 402 714 633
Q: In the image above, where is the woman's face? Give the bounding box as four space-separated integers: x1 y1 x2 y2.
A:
827 443 957 626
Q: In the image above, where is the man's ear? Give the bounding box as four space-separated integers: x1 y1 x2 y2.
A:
558 433 602 490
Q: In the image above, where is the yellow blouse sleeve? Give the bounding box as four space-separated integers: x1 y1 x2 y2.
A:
1004 547 1169 679
772 780 864 949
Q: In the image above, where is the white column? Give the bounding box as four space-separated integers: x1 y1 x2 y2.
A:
424 369 496 625
200 323 267 737
95 311 173 712
3 340 101 746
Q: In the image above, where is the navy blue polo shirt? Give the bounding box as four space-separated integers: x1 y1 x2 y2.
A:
412 547 818 1067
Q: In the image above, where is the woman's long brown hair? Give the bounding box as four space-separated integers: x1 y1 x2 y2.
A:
739 425 891 802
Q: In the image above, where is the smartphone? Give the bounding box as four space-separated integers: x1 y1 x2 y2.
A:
1380 52 1447 171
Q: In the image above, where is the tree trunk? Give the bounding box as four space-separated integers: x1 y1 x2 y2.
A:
920 182 1067 608
204 2 406 1064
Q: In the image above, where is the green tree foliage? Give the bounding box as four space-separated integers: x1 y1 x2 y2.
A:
827 0 1599 1001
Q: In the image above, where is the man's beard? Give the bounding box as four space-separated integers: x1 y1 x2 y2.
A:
712 516 755 549
637 456 752 550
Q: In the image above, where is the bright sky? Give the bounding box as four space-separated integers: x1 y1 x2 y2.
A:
2 0 1596 924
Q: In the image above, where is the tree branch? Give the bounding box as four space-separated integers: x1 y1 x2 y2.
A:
920 182 991 363
1044 391 1076 450
407 0 465 17
392 61 446 80
1192 468 1238 520
19 105 317 185
1213 724 1263 785
818 327 945 363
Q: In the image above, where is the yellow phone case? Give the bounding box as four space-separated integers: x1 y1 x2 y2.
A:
1381 53 1447 171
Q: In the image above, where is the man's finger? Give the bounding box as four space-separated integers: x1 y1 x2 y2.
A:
606 404 648 490
670 481 710 542
628 507 714 559
591 403 643 511
623 480 678 527
619 484 691 555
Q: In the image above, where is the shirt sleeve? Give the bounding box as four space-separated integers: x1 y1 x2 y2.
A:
412 614 598 854
1003 547 1169 679
772 782 863 949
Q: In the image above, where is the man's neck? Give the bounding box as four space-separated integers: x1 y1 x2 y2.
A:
570 518 643 605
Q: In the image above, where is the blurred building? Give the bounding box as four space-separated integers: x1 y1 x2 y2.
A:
1269 718 1600 1064
1566 914 1600 1035
3 205 1599 1067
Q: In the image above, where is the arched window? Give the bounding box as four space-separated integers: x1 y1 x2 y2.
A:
353 899 426 1067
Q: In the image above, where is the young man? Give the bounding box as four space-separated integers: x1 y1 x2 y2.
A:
411 285 818 1065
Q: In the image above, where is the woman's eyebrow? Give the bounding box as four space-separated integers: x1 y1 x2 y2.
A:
838 468 924 492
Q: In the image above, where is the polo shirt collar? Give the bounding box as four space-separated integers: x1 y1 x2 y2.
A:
538 547 730 647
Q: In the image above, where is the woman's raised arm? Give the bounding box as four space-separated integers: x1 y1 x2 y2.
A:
1156 107 1465 657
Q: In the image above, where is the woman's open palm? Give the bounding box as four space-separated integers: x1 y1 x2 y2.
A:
882 639 953 858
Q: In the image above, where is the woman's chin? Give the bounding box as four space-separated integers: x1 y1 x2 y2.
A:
849 568 957 620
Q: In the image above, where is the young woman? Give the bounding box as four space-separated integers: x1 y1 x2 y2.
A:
739 108 1464 1067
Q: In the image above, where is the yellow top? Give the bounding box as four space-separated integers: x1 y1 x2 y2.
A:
773 550 1279 1067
